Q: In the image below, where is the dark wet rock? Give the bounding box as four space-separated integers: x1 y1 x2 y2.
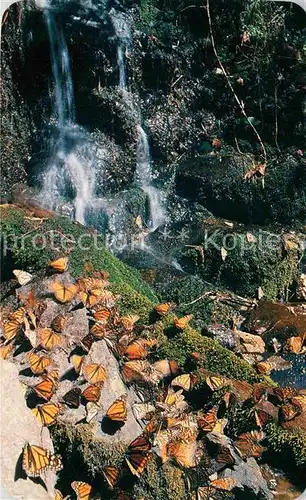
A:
220 458 273 499
203 324 240 352
175 153 306 225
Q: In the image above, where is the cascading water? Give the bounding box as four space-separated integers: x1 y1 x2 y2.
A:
40 7 95 224
111 9 165 230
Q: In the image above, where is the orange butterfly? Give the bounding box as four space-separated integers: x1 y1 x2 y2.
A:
154 302 175 316
171 373 195 391
106 394 128 422
124 339 151 360
31 402 61 426
71 481 92 500
22 443 62 477
82 363 106 385
173 314 193 330
121 360 152 384
125 434 151 477
51 315 67 333
216 447 236 466
82 384 101 403
49 256 69 273
70 354 85 374
90 322 106 339
103 465 120 489
38 328 65 351
9 307 26 324
0 342 14 359
152 359 179 378
92 307 111 324
197 406 218 432
210 478 237 491
274 386 297 403
167 441 199 468
49 281 79 303
281 401 302 422
206 375 227 392
32 370 58 401
27 352 52 375
120 314 139 331
3 319 20 342
80 333 95 353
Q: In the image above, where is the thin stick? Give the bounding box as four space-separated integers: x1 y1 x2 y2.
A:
274 82 281 152
206 0 267 165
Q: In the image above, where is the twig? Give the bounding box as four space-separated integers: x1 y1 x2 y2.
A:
274 82 281 152
171 74 183 88
206 0 267 165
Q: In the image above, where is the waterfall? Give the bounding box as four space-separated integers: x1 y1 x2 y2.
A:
111 9 165 230
40 7 95 225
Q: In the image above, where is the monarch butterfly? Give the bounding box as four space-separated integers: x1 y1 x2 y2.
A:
51 314 67 333
49 281 79 303
31 402 61 426
33 372 58 401
256 361 273 375
222 391 238 409
89 322 106 339
3 319 20 342
106 394 128 422
78 277 107 291
27 352 52 375
102 465 120 489
13 269 33 286
120 314 140 331
291 394 306 410
132 402 156 421
0 342 14 359
210 478 237 491
167 441 198 468
152 359 179 378
82 384 101 403
80 333 95 353
62 387 81 409
92 307 111 324
121 360 151 383
49 256 69 273
85 402 100 423
22 442 62 477
125 454 150 478
197 406 218 432
234 432 266 459
216 447 236 465
124 339 150 360
281 401 302 421
206 375 227 392
69 354 85 374
38 328 65 351
252 383 269 403
10 307 26 324
173 314 193 330
274 386 297 403
164 388 184 406
71 481 92 500
171 373 194 392
83 363 106 385
80 288 104 308
154 302 175 316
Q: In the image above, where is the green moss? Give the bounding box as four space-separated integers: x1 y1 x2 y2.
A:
133 455 187 500
266 422 306 470
110 282 154 324
158 326 261 383
0 207 158 302
52 422 126 495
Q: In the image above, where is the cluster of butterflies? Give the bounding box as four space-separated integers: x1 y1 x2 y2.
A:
1 257 306 500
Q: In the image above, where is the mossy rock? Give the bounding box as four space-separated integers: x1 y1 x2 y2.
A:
265 422 306 474
157 325 261 384
0 206 158 304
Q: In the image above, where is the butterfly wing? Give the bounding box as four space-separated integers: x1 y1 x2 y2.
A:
32 403 60 426
71 481 92 500
49 257 69 272
28 353 52 375
83 363 106 385
33 379 55 401
103 465 120 489
62 387 82 408
13 269 33 286
82 384 101 403
38 328 64 351
171 374 192 391
22 443 62 477
106 395 128 422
